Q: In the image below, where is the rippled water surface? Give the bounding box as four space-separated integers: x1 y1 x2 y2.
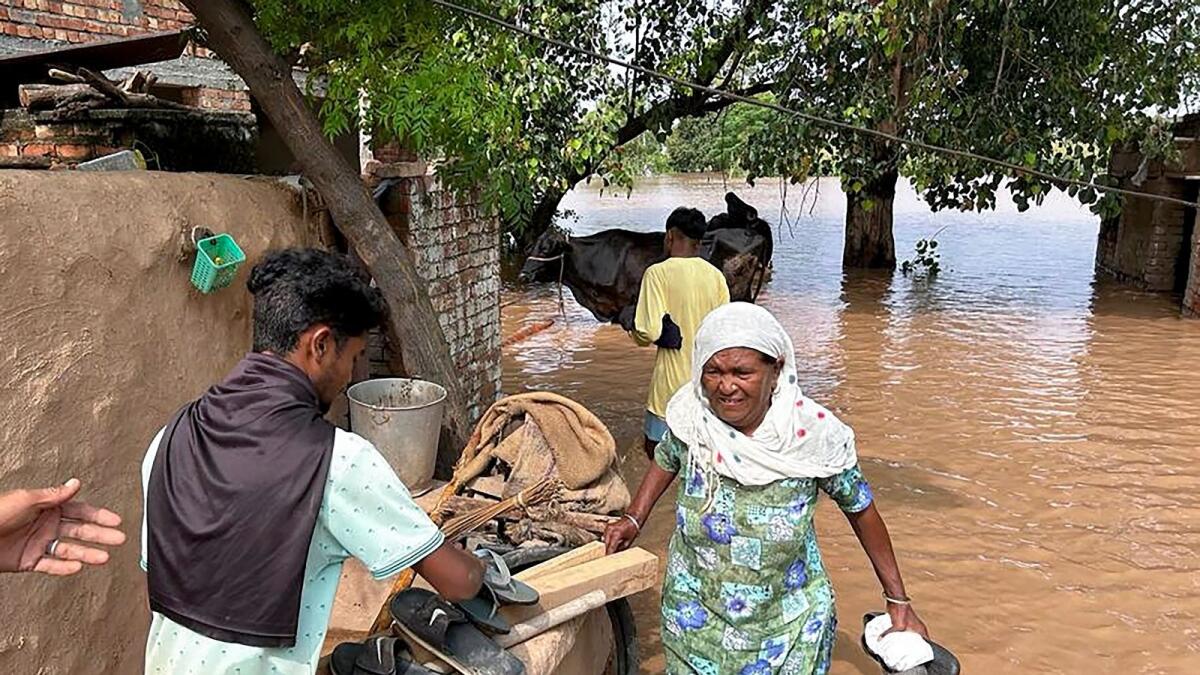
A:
501 174 1200 674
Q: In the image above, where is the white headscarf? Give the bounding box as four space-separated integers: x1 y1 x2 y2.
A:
664 302 857 487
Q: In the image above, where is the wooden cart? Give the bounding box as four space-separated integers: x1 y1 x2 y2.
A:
322 541 656 675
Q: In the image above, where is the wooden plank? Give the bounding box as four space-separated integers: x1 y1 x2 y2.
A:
407 540 607 595
500 547 658 625
514 541 605 582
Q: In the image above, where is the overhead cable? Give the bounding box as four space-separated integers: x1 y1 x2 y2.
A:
428 0 1200 210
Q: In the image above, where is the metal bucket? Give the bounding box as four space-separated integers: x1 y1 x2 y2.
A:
346 378 446 494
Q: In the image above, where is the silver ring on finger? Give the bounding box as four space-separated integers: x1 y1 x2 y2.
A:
46 538 61 558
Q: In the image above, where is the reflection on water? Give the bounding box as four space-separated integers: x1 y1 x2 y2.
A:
502 175 1200 674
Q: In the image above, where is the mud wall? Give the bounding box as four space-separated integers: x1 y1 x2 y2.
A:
0 170 331 674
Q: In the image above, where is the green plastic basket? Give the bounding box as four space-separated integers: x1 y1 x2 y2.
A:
191 234 246 294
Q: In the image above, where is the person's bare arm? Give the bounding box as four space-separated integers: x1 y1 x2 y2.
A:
604 463 677 553
412 541 484 602
845 502 929 637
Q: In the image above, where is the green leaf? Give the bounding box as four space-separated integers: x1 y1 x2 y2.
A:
255 0 1200 253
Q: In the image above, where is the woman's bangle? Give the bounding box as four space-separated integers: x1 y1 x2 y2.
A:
622 513 642 532
883 592 911 605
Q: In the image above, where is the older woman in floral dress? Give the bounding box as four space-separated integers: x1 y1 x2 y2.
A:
605 303 928 675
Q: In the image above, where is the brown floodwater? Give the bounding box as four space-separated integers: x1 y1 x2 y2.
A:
500 174 1200 674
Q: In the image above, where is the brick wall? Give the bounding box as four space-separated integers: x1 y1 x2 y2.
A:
0 106 256 171
1 0 192 43
1098 146 1197 291
180 86 252 113
368 166 502 425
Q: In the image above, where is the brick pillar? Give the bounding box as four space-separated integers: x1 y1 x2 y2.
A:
1143 193 1188 291
363 159 502 424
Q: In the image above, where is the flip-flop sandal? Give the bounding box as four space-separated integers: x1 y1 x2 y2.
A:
330 635 436 675
474 549 539 606
860 613 960 675
457 585 511 634
390 588 526 675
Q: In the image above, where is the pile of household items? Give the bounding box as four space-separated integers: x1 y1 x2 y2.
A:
324 392 656 675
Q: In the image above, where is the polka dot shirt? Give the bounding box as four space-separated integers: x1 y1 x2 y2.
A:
139 428 443 674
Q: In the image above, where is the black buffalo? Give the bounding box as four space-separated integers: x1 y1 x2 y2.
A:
519 192 773 329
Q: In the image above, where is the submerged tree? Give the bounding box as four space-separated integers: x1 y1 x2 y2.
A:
251 0 1200 268
739 0 1200 267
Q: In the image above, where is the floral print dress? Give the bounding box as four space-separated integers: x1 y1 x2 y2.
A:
655 430 874 675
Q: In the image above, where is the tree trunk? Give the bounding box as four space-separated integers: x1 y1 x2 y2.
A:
516 187 567 254
180 0 470 450
843 165 899 269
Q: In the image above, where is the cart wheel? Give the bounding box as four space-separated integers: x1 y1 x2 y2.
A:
604 595 638 675
501 546 639 675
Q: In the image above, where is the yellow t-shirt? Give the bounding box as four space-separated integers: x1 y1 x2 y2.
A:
630 257 731 417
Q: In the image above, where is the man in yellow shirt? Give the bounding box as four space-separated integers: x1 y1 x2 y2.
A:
629 207 730 459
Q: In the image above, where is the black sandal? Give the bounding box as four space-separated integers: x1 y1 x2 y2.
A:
457 583 512 634
390 588 525 675
330 635 436 675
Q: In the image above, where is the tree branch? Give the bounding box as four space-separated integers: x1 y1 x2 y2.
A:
700 81 775 112
580 1 773 175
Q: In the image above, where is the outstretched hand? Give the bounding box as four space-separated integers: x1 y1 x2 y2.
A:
0 479 126 576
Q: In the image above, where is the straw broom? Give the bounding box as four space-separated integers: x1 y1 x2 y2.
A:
368 476 562 633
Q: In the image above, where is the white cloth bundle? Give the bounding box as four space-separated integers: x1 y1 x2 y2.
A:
863 613 935 672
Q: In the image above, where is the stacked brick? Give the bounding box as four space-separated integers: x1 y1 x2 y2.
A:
1183 210 1200 317
0 0 192 43
180 87 252 113
0 109 124 164
0 107 256 171
415 187 502 422
366 171 502 422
